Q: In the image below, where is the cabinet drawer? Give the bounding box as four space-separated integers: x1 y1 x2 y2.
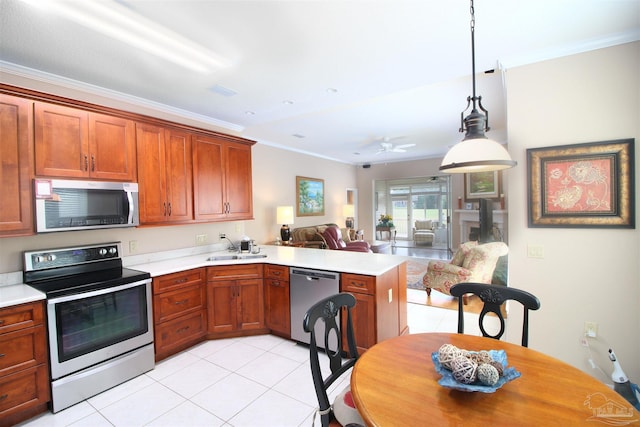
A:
0 326 47 377
264 264 289 281
155 310 206 356
153 268 204 294
0 302 44 335
342 273 375 295
153 285 205 323
207 264 263 281
0 364 50 417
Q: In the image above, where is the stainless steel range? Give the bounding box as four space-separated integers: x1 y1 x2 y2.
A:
24 242 154 413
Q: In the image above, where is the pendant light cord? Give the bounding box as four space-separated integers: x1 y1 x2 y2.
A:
470 0 477 109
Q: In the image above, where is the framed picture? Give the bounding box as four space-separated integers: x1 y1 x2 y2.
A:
464 171 501 201
296 176 325 216
527 139 635 228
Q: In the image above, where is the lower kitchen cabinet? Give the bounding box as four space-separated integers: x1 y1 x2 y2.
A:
341 264 408 354
206 264 267 338
152 268 206 361
264 264 290 338
0 301 50 426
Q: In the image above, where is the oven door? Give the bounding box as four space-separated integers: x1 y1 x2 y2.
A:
47 278 153 380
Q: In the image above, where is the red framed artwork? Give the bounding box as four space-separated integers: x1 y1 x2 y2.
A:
527 139 635 228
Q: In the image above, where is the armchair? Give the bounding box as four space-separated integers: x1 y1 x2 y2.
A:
320 226 372 253
413 220 435 246
423 241 508 304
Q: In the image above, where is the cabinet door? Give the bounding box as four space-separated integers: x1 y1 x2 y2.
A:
136 123 168 223
347 292 376 354
224 143 253 220
89 113 136 181
192 134 225 220
237 279 264 331
264 278 290 337
34 102 89 178
207 281 236 333
164 129 193 222
0 95 33 236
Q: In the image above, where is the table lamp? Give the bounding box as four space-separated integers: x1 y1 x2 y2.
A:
276 206 294 243
343 204 355 229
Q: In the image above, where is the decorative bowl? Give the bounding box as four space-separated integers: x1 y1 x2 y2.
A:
431 349 521 393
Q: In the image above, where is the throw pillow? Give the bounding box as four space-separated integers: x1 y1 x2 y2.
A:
451 241 478 266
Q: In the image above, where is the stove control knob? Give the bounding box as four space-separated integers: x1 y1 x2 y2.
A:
108 247 117 255
99 248 108 256
35 255 45 263
47 254 57 262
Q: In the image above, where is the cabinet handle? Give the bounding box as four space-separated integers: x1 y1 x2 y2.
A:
0 353 5 358
83 155 88 171
168 203 172 216
163 202 167 216
0 394 7 401
174 299 188 305
272 271 282 276
176 326 190 333
91 155 95 172
174 278 187 284
271 281 280 287
0 319 5 325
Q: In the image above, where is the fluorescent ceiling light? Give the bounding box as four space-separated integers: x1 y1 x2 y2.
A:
20 0 230 73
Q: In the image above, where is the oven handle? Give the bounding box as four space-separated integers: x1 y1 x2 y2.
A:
47 278 152 305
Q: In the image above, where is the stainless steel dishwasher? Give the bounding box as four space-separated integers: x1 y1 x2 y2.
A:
290 267 340 346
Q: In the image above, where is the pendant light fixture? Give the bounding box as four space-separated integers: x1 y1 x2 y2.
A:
440 0 517 173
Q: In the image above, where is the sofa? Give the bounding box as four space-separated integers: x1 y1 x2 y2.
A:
320 226 372 252
291 223 361 249
413 220 435 245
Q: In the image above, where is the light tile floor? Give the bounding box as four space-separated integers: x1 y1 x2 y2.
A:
19 303 496 427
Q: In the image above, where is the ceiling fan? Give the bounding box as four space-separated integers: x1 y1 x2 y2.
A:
376 141 416 154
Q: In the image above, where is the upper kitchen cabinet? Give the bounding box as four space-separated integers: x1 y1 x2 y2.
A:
193 134 253 221
136 123 193 224
0 94 34 237
34 102 136 181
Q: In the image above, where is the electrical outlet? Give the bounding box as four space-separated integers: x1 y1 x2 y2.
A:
584 321 598 338
196 234 208 245
219 233 226 240
129 240 138 253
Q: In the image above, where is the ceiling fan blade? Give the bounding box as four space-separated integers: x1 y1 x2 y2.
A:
394 143 416 149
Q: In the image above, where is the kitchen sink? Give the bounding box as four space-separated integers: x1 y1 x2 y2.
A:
206 254 267 261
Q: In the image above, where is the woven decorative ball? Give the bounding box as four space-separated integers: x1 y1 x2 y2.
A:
464 350 493 365
438 344 463 370
488 360 504 376
450 356 478 384
477 363 500 386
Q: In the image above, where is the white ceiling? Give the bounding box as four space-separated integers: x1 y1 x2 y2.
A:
1 0 638 165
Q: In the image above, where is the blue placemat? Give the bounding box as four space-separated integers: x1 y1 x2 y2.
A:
431 349 521 393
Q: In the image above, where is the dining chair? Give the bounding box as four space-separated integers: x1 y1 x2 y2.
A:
450 282 541 347
303 293 364 427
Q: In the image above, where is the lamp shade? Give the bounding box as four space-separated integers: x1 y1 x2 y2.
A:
276 206 294 225
343 204 355 217
439 138 517 173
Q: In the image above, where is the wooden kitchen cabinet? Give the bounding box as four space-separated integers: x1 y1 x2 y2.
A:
0 94 33 237
0 301 50 426
192 134 253 221
34 102 136 181
341 264 408 354
206 264 267 337
264 264 290 338
152 268 206 361
136 123 193 224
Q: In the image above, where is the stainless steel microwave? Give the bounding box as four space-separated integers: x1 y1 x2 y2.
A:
34 179 139 233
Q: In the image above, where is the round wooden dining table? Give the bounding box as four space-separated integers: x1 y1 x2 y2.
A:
350 333 638 426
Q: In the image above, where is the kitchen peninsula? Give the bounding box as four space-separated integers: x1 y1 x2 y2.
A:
127 244 408 360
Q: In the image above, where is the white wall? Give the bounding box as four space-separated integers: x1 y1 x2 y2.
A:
505 42 640 382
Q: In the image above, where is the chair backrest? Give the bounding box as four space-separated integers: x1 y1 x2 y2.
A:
303 293 359 427
322 226 347 249
450 283 541 347
414 220 432 230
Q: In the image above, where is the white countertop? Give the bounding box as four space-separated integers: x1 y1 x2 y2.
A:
130 245 407 277
0 245 407 309
0 283 45 309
